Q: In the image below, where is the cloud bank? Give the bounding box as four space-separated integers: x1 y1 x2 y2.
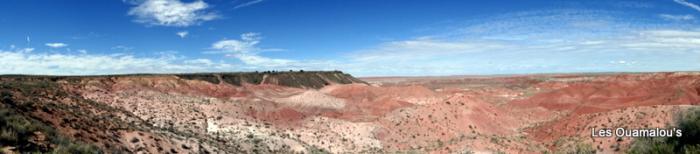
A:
0 47 237 75
0 33 338 75
339 10 700 76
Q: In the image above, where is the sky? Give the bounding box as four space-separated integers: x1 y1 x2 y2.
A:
1 0 700 76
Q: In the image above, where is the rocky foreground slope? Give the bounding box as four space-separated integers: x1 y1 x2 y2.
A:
0 71 699 153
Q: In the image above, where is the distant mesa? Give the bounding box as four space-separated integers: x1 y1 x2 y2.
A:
0 70 367 89
175 71 367 89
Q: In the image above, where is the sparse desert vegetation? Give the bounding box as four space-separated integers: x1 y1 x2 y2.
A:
0 71 699 153
628 107 700 154
0 96 99 153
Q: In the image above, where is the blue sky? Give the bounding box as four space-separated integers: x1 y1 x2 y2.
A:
1 0 700 76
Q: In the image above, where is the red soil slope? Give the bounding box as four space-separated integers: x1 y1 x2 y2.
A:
1 72 698 153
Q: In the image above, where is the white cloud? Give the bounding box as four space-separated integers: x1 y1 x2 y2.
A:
128 0 219 27
176 31 189 38
642 30 700 37
674 0 700 12
352 39 505 62
0 48 236 75
234 0 264 9
340 10 700 76
184 58 214 65
45 43 68 48
622 30 700 49
211 33 295 67
614 1 654 9
111 45 133 52
659 14 695 21
7 9 700 76
211 32 260 53
0 33 334 75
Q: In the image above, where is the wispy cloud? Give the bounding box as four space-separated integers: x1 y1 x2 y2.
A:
211 33 295 67
614 1 654 9
45 43 68 48
111 45 134 52
234 0 264 9
674 0 700 12
208 33 340 71
344 30 700 76
659 14 695 21
0 33 334 75
176 31 189 38
127 0 219 27
7 6 700 76
340 10 700 76
0 47 236 75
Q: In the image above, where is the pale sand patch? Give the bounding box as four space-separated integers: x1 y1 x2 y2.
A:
274 90 346 109
205 118 308 153
296 116 382 153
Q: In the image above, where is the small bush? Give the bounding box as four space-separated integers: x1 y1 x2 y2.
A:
0 128 17 143
572 143 596 154
50 143 100 154
683 144 700 154
628 108 700 154
0 105 100 153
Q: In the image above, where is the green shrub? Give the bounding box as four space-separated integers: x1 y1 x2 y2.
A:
628 108 700 154
683 144 700 154
0 106 100 153
50 143 100 154
0 128 17 143
572 143 596 154
671 108 700 147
